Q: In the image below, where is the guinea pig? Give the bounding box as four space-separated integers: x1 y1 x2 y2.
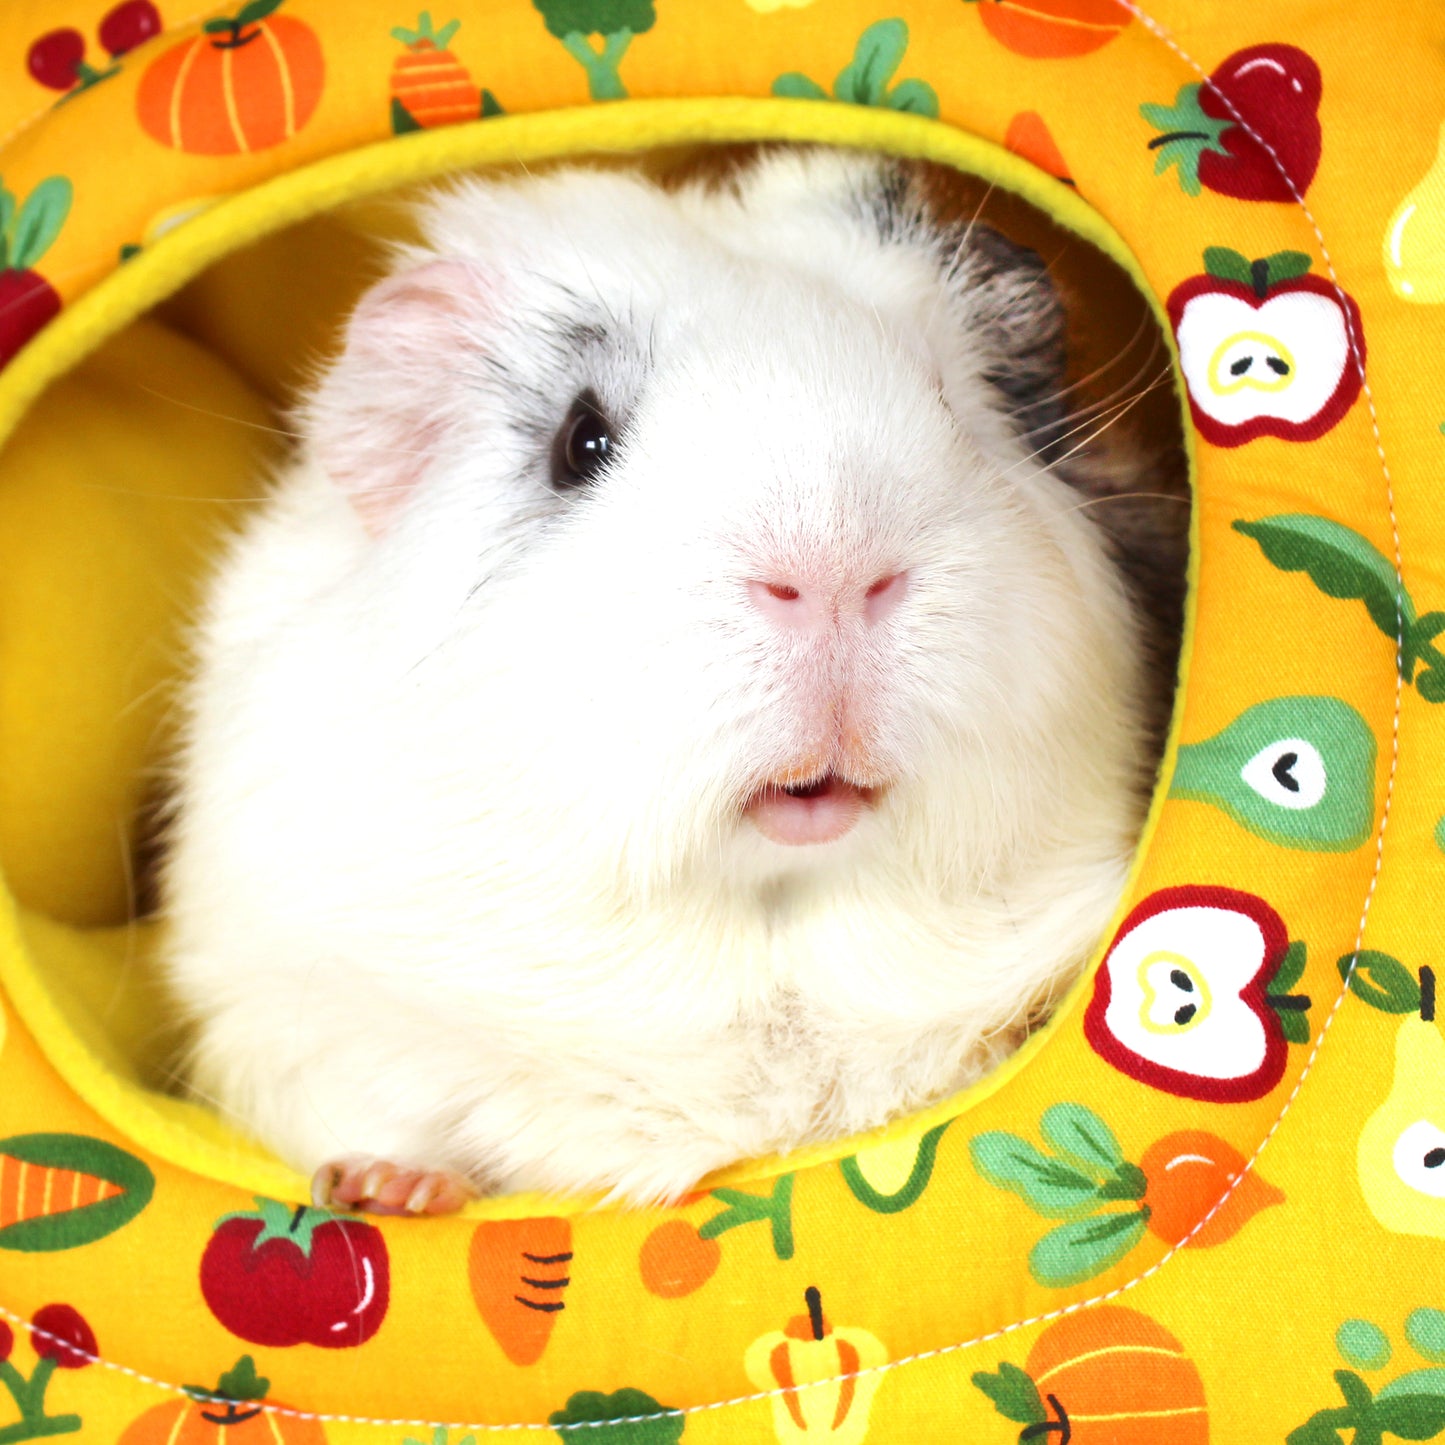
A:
158 146 1186 1212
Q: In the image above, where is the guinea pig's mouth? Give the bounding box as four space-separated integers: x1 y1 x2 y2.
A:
743 772 879 846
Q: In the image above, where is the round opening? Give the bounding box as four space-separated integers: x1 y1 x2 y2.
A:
0 126 1188 1212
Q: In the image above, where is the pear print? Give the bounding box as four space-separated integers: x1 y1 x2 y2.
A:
1170 695 1376 851
1385 122 1445 303
1358 1017 1445 1240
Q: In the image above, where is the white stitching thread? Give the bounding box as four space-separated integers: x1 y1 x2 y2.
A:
0 0 1405 1431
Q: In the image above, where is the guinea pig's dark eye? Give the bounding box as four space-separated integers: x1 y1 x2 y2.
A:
550 391 612 492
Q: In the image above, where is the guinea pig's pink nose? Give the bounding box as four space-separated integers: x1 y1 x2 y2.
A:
747 570 908 630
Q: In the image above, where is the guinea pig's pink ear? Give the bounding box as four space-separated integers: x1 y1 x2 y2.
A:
307 258 492 534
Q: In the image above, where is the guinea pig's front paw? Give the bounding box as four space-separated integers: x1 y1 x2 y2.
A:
312 1156 478 1216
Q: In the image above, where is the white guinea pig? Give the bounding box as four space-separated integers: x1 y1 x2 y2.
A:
159 147 1185 1211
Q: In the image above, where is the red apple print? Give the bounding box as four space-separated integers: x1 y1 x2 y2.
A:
1169 247 1364 447
0 176 72 370
200 1198 390 1349
100 1 163 57
1084 885 1299 1102
26 30 87 90
29 1304 96 1369
1142 44 1322 202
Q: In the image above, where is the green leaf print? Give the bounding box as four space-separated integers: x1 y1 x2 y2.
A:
834 18 909 104
7 177 72 273
1028 1209 1150 1288
1337 951 1422 1015
969 1133 1102 1218
1233 515 1445 700
1407 1310 1445 1365
1038 1102 1124 1177
970 1361 1046 1426
771 18 938 117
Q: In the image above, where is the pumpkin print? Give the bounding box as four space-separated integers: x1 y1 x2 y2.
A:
135 0 323 155
117 1358 327 1445
975 1306 1208 1443
1025 1308 1208 1443
964 0 1130 59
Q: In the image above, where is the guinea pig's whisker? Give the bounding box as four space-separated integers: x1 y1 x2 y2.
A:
1000 382 1162 486
129 382 307 439
1063 490 1192 515
1012 316 1163 423
1021 363 1175 439
998 378 1163 481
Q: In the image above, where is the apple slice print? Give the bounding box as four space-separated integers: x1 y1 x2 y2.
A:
1141 43 1321 201
1084 885 1304 1102
1168 247 1364 447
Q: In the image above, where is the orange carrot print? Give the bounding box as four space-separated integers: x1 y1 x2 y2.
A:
0 1134 154 1250
468 1217 573 1365
390 12 498 132
1005 112 1073 185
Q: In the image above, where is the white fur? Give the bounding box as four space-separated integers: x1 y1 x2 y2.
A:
161 150 1152 1204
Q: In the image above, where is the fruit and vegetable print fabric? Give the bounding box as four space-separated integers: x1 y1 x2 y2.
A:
1 0 1444 1440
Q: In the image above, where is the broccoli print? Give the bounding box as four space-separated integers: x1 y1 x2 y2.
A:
532 0 654 100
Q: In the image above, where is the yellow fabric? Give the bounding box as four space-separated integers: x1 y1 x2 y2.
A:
0 0 1440 1440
